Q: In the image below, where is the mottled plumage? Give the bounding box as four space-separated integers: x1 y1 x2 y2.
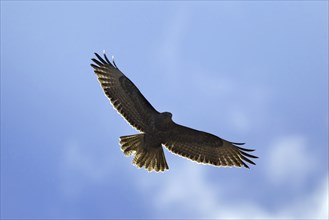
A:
91 52 257 172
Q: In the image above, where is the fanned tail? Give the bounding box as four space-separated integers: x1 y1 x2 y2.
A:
119 134 169 172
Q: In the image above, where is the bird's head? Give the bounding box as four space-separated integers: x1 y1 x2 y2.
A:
161 112 172 120
155 112 173 130
160 112 173 124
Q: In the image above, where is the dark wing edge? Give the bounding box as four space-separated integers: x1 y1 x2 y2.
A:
163 125 258 169
90 52 159 132
91 52 112 68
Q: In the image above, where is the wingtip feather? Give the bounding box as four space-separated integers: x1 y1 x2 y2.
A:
92 51 118 68
104 53 111 64
237 146 256 152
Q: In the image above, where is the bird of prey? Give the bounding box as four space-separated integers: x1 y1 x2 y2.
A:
91 52 257 172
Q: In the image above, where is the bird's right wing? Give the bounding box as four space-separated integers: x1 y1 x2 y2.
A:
91 53 159 132
163 123 257 168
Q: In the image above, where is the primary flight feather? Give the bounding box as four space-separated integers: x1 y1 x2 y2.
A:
91 52 257 172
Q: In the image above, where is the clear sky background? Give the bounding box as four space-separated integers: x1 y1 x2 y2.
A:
1 1 328 219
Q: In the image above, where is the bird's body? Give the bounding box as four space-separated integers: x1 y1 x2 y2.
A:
91 52 257 172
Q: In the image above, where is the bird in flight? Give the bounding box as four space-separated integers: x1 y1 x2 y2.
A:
91 52 257 172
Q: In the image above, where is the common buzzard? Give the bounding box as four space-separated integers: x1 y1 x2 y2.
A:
91 52 257 172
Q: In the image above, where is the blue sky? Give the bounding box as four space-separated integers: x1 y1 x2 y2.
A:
1 1 328 219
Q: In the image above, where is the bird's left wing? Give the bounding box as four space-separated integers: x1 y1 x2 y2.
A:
91 53 159 132
163 123 258 168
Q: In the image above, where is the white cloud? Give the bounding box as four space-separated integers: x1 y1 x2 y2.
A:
266 135 316 186
154 165 218 218
138 161 328 219
135 134 327 219
58 139 114 198
280 175 328 219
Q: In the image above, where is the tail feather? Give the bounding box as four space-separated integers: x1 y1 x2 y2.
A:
121 136 140 156
120 134 169 172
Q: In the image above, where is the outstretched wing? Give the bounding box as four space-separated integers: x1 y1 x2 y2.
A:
91 53 159 132
163 124 257 168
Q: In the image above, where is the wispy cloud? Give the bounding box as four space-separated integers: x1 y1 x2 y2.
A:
138 161 328 219
154 6 191 85
134 134 327 219
265 135 316 186
59 139 114 198
157 7 190 64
